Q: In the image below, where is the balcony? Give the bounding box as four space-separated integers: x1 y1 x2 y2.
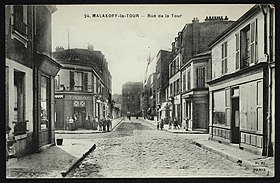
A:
13 120 28 136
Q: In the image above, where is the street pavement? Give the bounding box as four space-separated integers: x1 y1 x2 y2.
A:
67 118 264 178
6 117 274 178
6 117 123 178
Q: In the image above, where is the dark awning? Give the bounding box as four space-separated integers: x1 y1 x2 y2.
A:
36 52 62 77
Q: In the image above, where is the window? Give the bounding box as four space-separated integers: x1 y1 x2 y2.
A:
182 73 186 92
250 20 258 64
69 71 83 91
40 75 49 130
176 79 180 94
83 72 88 91
213 90 226 125
173 81 176 95
196 67 205 88
240 24 251 69
221 42 228 75
55 75 60 91
187 70 191 90
11 5 28 46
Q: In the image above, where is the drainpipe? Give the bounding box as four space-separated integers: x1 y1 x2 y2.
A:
260 4 273 157
267 5 274 157
32 5 39 152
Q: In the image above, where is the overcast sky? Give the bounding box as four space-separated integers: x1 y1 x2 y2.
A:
52 4 255 94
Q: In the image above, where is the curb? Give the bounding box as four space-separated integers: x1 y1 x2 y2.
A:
61 144 96 177
190 139 274 177
55 118 124 134
111 118 124 131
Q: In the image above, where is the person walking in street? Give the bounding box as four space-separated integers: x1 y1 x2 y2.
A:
106 115 111 132
160 119 164 131
157 121 160 130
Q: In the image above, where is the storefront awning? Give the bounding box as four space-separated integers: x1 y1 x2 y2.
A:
36 52 62 77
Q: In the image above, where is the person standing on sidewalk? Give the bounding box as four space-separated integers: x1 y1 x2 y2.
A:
69 117 74 131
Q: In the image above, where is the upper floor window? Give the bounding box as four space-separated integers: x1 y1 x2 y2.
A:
55 75 60 91
221 42 228 75
11 5 28 46
196 67 206 88
70 71 88 91
176 79 180 94
182 73 186 92
239 19 257 69
187 70 191 90
235 33 240 70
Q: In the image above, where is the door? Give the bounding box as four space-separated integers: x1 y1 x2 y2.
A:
231 97 240 143
74 107 86 128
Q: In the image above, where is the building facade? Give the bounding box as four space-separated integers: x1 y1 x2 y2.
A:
52 47 112 130
122 82 142 117
169 16 235 126
156 50 172 121
5 5 61 157
181 51 211 131
208 5 275 156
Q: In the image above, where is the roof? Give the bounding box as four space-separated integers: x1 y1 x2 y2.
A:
209 4 262 48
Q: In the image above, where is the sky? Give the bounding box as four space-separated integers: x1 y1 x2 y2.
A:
52 4 255 94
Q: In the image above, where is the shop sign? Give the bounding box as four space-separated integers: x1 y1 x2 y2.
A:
66 95 92 100
74 100 86 107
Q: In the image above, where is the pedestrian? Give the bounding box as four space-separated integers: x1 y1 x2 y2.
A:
66 117 70 130
106 115 111 132
160 119 164 130
157 121 159 130
69 117 74 131
102 118 106 132
185 117 189 131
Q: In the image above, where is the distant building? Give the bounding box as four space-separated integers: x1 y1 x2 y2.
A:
5 5 61 157
122 82 142 117
112 94 122 118
155 50 172 121
208 5 275 156
52 48 112 130
142 73 157 120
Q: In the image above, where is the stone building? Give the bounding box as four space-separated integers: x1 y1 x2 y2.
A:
52 47 112 130
5 5 61 157
155 50 172 121
122 82 142 117
208 4 275 156
169 16 235 127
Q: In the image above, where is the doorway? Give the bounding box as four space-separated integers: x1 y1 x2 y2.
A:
74 107 86 128
231 97 240 143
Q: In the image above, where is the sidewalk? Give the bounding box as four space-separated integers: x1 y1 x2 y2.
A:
6 117 124 178
56 117 124 134
142 118 274 177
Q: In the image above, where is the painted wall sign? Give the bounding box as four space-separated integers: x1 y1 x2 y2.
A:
65 95 92 100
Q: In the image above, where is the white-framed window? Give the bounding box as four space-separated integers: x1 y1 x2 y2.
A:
11 5 28 47
221 42 228 75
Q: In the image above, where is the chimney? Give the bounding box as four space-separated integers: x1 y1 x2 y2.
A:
55 46 64 52
192 17 199 23
88 44 94 51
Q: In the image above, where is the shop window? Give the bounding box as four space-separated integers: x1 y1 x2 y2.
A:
40 75 49 130
213 90 226 125
13 71 27 135
221 42 228 75
11 5 28 46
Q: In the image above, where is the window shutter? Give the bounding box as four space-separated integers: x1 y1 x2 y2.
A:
236 33 240 69
84 73 88 91
70 71 74 90
250 21 256 64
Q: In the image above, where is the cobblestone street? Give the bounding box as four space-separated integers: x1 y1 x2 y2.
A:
67 118 259 178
